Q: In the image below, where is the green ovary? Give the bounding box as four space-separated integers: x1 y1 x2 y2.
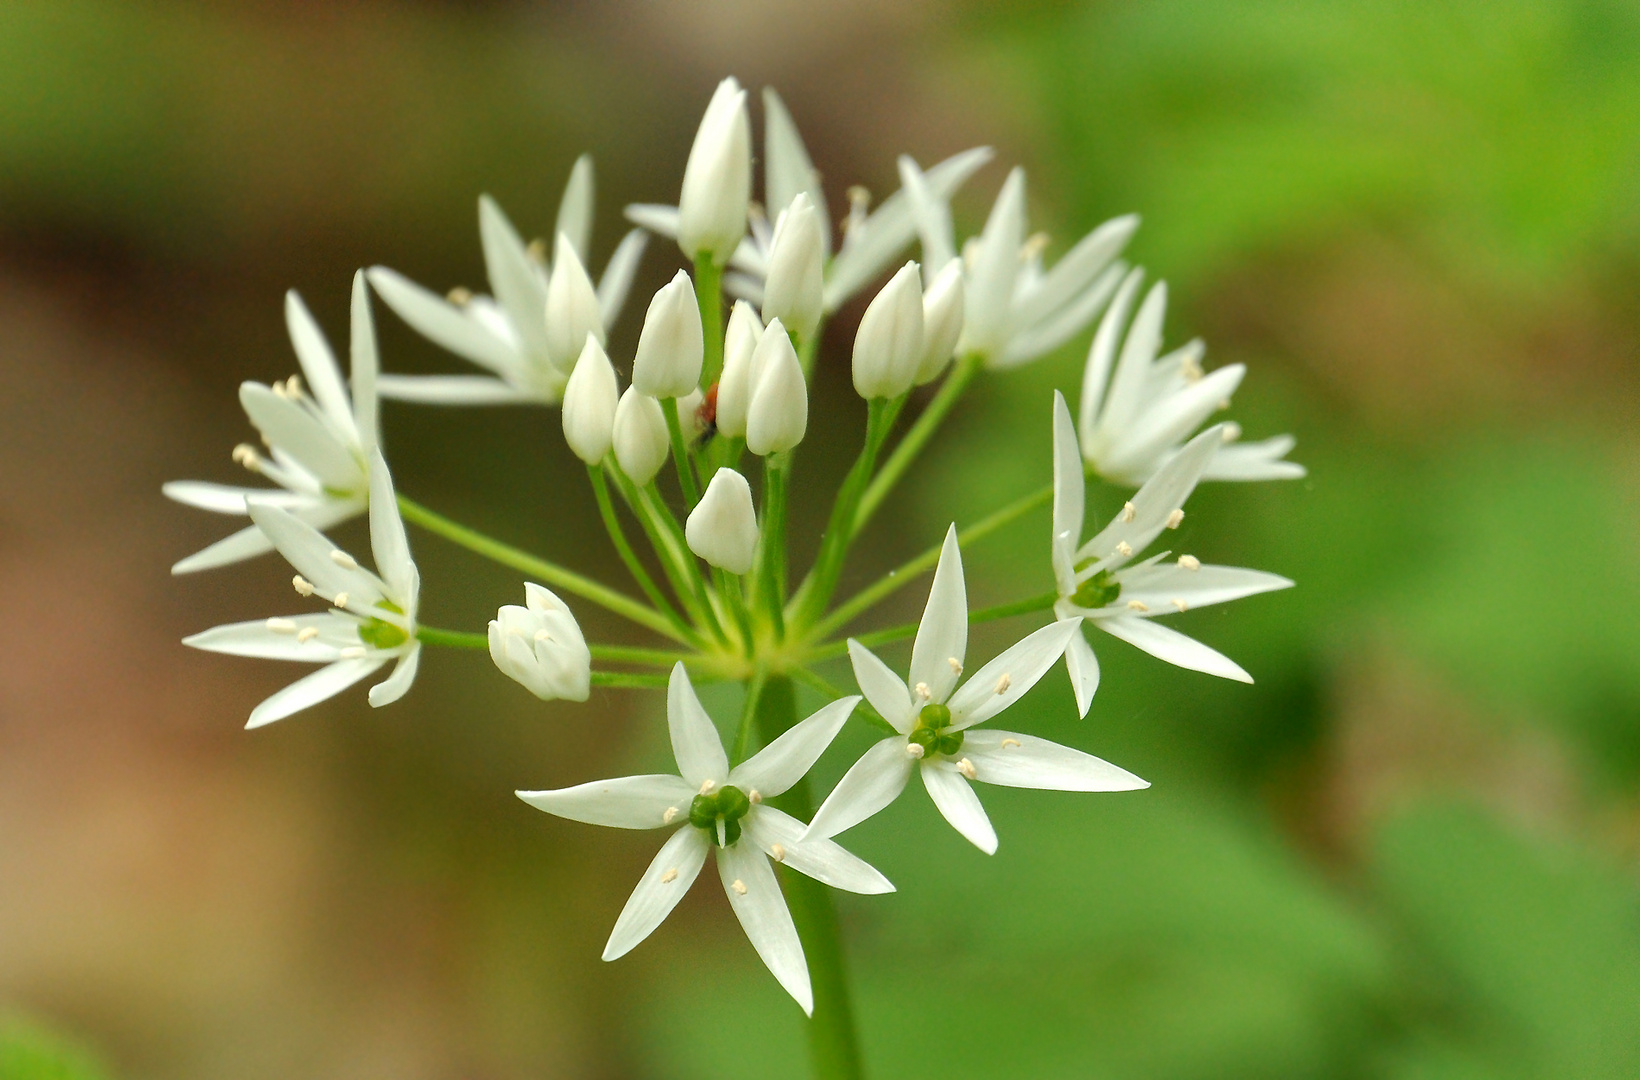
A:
690 784 751 847
1071 568 1120 609
908 702 963 758
358 601 409 649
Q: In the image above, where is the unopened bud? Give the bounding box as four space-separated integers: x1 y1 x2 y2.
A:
632 270 704 399
612 387 670 485
545 233 604 373
715 300 763 439
685 468 759 574
760 193 825 343
852 261 925 400
561 337 618 465
488 583 591 701
746 319 807 455
916 258 965 384
677 77 752 264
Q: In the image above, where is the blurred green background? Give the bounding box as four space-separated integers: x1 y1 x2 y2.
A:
2 1 1639 1078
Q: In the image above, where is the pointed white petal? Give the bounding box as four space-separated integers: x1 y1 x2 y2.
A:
246 657 385 729
596 229 649 330
1098 279 1168 442
1079 424 1222 568
1202 435 1306 481
162 481 309 514
1064 626 1101 718
804 736 916 840
947 619 1082 730
284 291 359 443
961 168 1027 357
896 155 954 271
238 383 363 491
367 450 414 602
374 374 534 405
962 728 1147 792
170 497 362 575
1079 268 1144 440
602 826 709 961
367 643 419 707
998 262 1126 368
668 663 729 788
743 806 893 895
846 640 916 733
717 842 811 1014
184 613 359 660
365 266 519 375
920 763 997 854
1105 364 1245 476
624 203 681 240
350 271 380 457
1095 614 1253 682
478 196 551 366
730 696 860 799
518 773 696 829
1051 391 1084 597
763 88 829 258
910 525 967 704
246 503 386 607
1011 214 1138 331
1115 563 1292 612
555 154 595 263
723 270 765 307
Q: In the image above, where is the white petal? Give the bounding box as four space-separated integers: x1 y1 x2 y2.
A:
1011 214 1138 333
170 497 363 575
365 266 520 375
998 262 1125 368
596 228 649 330
947 619 1082 730
367 450 415 602
350 271 380 457
238 383 362 491
1078 424 1221 569
555 154 595 263
1095 614 1252 682
804 736 915 840
602 826 709 961
1097 279 1168 441
284 291 359 444
478 195 551 365
909 525 967 704
1078 268 1144 438
517 773 696 829
920 762 997 854
744 806 892 895
763 88 829 258
730 696 860 799
1203 435 1306 481
962 729 1148 791
184 613 358 660
717 842 812 1015
846 640 916 733
1115 563 1292 612
667 663 728 788
162 481 309 515
1064 626 1101 718
374 374 535 405
897 155 954 271
367 643 420 707
246 503 387 606
1105 364 1244 476
960 168 1026 357
246 657 385 729
1051 391 1084 597
624 203 681 241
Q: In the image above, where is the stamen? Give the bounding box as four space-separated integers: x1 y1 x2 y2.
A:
663 806 679 824
296 626 320 643
266 618 298 634
446 286 473 306
332 592 350 609
232 444 261 471
292 575 315 597
1020 232 1051 262
770 844 787 862
1178 555 1201 571
1172 598 1189 612
1217 398 1231 410
994 673 1011 695
1182 355 1204 382
947 657 963 675
533 629 552 643
747 200 767 226
699 778 716 795
1221 423 1242 443
329 549 357 569
914 682 931 699
1127 599 1150 612
847 185 871 212
1000 738 1022 749
1120 501 1136 523
906 742 926 759
525 239 547 265
956 757 976 780
748 789 762 804
660 867 678 884
1166 509 1184 529
286 375 303 397
1116 541 1133 557
339 646 366 659
731 879 748 895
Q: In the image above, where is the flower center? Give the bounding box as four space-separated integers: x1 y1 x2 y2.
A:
908 702 963 758
689 783 751 847
358 599 409 650
1070 567 1121 609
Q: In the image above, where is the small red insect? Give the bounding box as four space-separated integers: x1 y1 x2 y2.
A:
696 381 720 443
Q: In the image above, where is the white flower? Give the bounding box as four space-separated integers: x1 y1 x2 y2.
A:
561 338 619 466
901 160 1137 370
677 77 753 265
165 275 379 574
686 468 759 574
760 192 826 343
805 526 1147 853
631 270 705 399
851 261 924 400
714 299 764 439
744 318 808 455
517 665 890 1013
612 387 670 485
628 87 993 314
367 156 647 406
489 583 591 702
183 450 422 728
543 233 607 374
1051 392 1293 716
1077 269 1305 485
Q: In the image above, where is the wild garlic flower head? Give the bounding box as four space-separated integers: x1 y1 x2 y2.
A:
367 156 647 406
1051 392 1292 715
489 584 591 702
805 527 1148 854
518 665 889 1013
183 450 421 728
165 274 380 574
1077 269 1305 486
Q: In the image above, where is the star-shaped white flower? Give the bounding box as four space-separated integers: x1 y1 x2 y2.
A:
368 155 647 406
518 665 890 1014
1051 391 1293 716
184 450 422 728
165 273 380 574
1077 269 1304 486
900 160 1137 370
805 526 1147 855
626 87 991 314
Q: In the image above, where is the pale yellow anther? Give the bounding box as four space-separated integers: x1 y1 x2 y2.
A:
446 286 473 306
1116 541 1134 557
1120 501 1136 523
1166 509 1185 529
1020 232 1051 262
1182 356 1204 383
663 806 679 824
914 682 932 699
699 778 716 795
1217 398 1231 410
533 629 552 643
292 575 315 597
1178 554 1201 571
770 843 787 863
660 867 678 884
1222 423 1242 443
1127 599 1150 613
731 878 748 896
747 200 767 225
232 444 261 471
847 185 871 210
748 789 762 804
329 549 357 569
956 757 977 780
1172 598 1189 612
266 617 298 634
525 239 547 266
332 592 350 609
994 673 1012 695
906 742 926 759
947 657 963 675
296 626 320 643
339 646 366 659
1000 738 1022 749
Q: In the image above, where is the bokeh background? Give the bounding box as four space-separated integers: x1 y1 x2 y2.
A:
4 1 1640 1077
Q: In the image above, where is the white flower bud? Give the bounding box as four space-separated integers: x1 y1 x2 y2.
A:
715 300 763 439
544 232 605 373
632 270 704 399
760 193 825 344
915 258 966 385
745 319 808 455
561 337 618 465
851 261 925 400
686 468 759 574
612 387 670 484
488 583 590 702
677 386 707 439
677 77 751 265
